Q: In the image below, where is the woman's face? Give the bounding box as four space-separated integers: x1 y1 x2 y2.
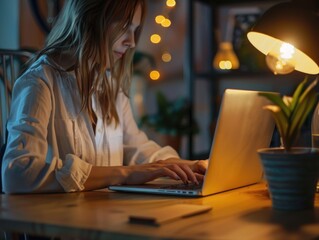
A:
112 4 142 63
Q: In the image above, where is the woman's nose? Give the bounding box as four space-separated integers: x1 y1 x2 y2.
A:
125 32 135 48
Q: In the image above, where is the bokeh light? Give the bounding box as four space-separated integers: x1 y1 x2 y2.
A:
162 52 172 62
218 60 232 70
166 0 176 7
150 34 161 44
155 15 165 24
149 70 160 80
161 19 171 28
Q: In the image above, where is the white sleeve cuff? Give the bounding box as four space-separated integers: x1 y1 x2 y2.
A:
56 154 92 192
148 145 180 162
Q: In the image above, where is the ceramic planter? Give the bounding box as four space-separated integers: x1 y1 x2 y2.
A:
258 147 319 211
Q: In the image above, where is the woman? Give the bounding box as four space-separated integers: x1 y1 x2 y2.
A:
1 0 206 193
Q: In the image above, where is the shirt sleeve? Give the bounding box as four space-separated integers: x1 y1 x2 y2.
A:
2 72 91 193
120 93 179 166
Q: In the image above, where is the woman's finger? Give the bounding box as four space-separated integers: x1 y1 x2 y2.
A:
193 160 208 174
157 166 181 181
164 164 189 183
195 173 205 182
178 164 199 184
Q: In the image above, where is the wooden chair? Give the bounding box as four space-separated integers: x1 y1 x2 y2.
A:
0 49 34 240
0 49 35 147
0 48 35 191
0 49 58 240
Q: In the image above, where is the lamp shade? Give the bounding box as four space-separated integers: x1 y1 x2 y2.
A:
247 2 319 75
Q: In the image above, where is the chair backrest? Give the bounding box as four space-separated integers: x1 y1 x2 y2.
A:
0 49 34 146
0 48 35 193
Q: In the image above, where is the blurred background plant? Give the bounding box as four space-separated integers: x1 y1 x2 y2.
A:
139 91 199 152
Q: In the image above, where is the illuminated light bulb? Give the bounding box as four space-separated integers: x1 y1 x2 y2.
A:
161 19 171 28
150 70 160 80
219 60 232 70
280 42 295 59
265 42 296 75
162 52 172 62
150 34 161 44
166 0 176 7
213 42 239 70
155 15 165 24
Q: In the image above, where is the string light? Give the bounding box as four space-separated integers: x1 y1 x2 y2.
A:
155 15 171 28
149 70 160 80
166 0 176 7
155 15 165 24
162 52 172 62
148 0 177 81
161 18 171 28
150 34 161 44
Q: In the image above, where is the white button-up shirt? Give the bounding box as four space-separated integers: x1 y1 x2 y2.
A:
2 55 178 193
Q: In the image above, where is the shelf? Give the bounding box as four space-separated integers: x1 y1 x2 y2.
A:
185 0 312 159
194 70 306 80
196 0 281 4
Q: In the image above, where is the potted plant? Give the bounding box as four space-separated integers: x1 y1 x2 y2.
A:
258 76 319 211
139 91 199 152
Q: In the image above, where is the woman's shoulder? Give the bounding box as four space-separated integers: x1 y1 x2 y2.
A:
26 55 64 74
17 55 67 87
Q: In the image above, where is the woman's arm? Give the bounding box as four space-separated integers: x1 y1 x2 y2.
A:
83 159 207 190
2 74 65 193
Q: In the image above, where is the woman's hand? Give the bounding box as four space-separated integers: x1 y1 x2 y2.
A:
123 159 207 185
156 158 208 172
190 159 208 175
123 159 208 185
84 159 208 191
157 158 208 182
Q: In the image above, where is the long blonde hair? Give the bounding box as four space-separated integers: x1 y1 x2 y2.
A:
38 0 146 125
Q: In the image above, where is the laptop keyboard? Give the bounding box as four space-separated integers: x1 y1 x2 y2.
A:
158 183 202 190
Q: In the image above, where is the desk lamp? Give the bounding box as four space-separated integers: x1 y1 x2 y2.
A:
247 0 319 75
247 0 319 196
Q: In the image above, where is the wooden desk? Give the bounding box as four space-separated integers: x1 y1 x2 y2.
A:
0 183 318 239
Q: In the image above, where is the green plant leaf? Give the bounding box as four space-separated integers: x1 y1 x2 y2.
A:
289 77 307 112
258 77 318 151
298 77 318 102
263 105 288 147
283 96 293 107
258 92 290 117
285 78 318 150
288 91 318 146
156 91 169 114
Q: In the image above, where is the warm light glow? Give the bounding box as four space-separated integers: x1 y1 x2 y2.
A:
162 52 172 62
247 32 319 74
150 70 160 80
150 34 161 44
218 60 233 70
155 15 165 24
166 0 176 7
213 42 239 70
161 19 171 28
266 53 295 75
265 43 296 75
280 43 295 59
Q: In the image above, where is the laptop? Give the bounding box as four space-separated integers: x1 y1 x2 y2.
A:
109 89 276 197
